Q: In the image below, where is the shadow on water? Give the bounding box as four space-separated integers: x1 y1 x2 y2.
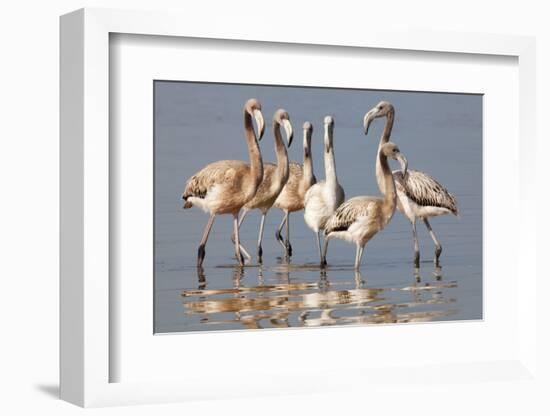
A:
183 262 458 331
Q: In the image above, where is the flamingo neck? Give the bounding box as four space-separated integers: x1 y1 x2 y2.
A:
324 131 338 188
302 136 314 184
378 151 397 211
244 111 263 189
376 110 394 194
273 121 289 185
381 110 394 144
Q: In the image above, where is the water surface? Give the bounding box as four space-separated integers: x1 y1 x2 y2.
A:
154 81 482 333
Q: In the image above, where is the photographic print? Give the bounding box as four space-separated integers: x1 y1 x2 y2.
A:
154 81 482 333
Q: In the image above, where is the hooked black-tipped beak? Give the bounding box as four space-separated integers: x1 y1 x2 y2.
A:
253 109 265 140
282 119 293 147
363 109 376 135
396 153 408 178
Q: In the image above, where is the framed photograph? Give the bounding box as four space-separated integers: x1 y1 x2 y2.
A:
60 7 539 408
154 80 481 334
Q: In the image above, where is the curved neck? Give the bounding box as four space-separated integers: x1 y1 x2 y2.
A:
324 127 338 187
378 151 396 208
376 111 394 193
302 133 314 183
244 110 263 187
380 109 394 145
273 121 289 183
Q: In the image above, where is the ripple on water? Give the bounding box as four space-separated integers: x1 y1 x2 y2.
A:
176 263 459 332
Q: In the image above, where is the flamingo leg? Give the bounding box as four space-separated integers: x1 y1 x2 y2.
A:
238 210 248 228
316 231 323 265
275 213 288 255
256 212 266 263
321 234 330 268
354 270 364 287
231 210 251 261
285 212 292 257
196 267 206 290
197 214 216 268
423 218 442 266
233 213 245 266
354 244 365 270
412 219 420 267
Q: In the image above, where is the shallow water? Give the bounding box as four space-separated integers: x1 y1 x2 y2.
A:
154 82 482 333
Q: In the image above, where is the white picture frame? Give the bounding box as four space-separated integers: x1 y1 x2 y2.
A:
60 7 539 408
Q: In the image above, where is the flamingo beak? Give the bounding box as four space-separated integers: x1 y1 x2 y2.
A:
253 109 265 140
324 123 333 153
304 129 311 158
396 153 408 178
363 109 376 135
282 119 293 147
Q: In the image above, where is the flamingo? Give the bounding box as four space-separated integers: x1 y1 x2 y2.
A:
273 121 317 258
304 116 345 266
363 101 458 267
182 98 265 267
323 142 407 269
236 109 293 263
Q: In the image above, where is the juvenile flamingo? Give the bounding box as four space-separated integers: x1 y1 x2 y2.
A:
363 101 458 267
182 98 265 267
273 121 317 258
236 109 293 263
323 142 408 269
304 116 345 265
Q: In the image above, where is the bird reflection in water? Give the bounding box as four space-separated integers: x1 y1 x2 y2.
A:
182 263 458 331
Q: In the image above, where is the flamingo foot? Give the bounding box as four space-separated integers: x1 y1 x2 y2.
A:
257 245 263 264
413 251 420 268
434 245 442 267
197 245 206 268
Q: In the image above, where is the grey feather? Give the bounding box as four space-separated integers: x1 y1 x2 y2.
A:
394 169 458 215
324 196 380 234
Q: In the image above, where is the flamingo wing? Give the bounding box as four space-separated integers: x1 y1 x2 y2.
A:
182 160 242 208
394 169 458 215
324 196 379 234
